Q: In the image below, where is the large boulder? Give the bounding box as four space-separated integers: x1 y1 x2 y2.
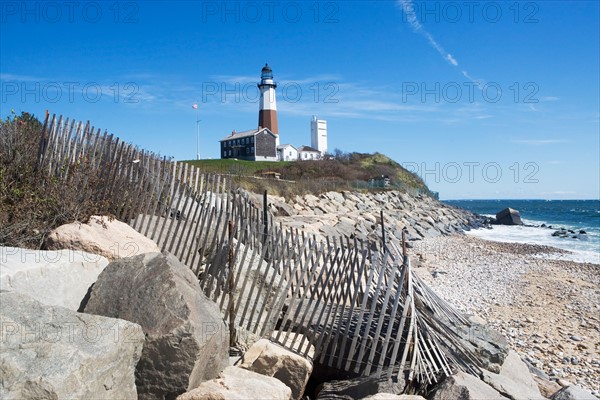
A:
481 350 544 400
83 252 229 400
429 372 509 400
550 385 596 400
0 291 144 399
220 241 286 345
46 215 160 261
361 395 425 400
0 246 108 310
176 366 292 400
317 373 406 400
425 311 509 373
240 339 313 400
495 208 523 226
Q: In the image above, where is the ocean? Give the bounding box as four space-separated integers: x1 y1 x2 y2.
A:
444 200 600 265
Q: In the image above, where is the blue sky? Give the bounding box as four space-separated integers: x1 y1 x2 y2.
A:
1 1 599 199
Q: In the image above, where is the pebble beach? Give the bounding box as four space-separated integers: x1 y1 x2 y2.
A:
413 234 600 395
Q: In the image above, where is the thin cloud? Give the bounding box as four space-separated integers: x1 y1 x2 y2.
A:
540 96 560 102
511 139 567 145
398 0 484 88
461 71 486 89
399 0 458 68
446 54 458 67
541 191 577 195
0 73 44 82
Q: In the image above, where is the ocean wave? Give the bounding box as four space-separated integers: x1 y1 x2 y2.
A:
466 224 600 265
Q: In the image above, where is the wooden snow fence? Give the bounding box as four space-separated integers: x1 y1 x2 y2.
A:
36 113 489 390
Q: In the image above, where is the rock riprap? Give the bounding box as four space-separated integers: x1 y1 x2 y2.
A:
240 339 313 400
248 190 486 243
0 291 144 399
46 215 160 261
429 372 509 400
0 246 108 310
176 366 292 400
83 252 229 400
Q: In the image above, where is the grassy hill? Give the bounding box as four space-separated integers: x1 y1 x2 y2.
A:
183 152 433 199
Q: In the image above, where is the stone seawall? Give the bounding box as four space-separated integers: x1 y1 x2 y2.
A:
246 190 488 244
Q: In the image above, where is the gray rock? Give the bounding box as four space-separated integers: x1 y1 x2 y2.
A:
325 191 346 204
176 366 292 400
274 201 297 217
240 339 313 400
0 291 144 399
532 375 562 399
481 350 544 399
429 372 509 400
320 224 340 237
430 313 508 373
46 215 160 261
550 385 596 400
83 252 229 400
316 373 405 400
495 208 523 226
228 243 286 347
361 395 425 400
336 221 357 238
0 246 108 311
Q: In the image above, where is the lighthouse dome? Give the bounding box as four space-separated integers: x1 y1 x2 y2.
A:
261 64 273 80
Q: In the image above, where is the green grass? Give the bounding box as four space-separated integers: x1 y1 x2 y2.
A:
182 159 291 175
182 153 433 199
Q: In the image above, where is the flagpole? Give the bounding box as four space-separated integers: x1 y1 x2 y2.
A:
196 106 200 160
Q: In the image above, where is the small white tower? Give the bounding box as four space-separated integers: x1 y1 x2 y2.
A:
258 64 278 136
311 115 327 156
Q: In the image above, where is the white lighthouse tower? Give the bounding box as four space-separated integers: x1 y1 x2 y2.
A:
311 115 327 156
258 64 279 136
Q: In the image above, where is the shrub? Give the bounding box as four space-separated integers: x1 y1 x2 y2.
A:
0 112 109 248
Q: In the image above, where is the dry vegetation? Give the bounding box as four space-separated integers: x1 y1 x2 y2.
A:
0 112 110 248
187 151 432 199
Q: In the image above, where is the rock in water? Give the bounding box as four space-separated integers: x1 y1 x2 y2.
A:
495 208 523 226
240 339 313 400
0 291 144 399
176 366 292 400
0 246 108 310
46 215 160 261
83 252 229 400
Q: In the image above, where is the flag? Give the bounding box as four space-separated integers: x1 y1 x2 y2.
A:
192 104 198 109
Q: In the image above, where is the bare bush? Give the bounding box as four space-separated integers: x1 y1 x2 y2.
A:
0 112 111 248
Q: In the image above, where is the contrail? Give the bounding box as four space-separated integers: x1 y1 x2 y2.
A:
399 0 458 67
399 0 483 86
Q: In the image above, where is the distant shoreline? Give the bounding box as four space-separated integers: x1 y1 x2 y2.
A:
465 226 600 266
444 199 600 265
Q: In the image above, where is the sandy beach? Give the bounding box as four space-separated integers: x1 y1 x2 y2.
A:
412 234 600 395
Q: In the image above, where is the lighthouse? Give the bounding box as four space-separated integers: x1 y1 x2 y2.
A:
258 64 279 135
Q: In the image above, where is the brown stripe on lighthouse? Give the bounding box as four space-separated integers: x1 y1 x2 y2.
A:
259 109 278 134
